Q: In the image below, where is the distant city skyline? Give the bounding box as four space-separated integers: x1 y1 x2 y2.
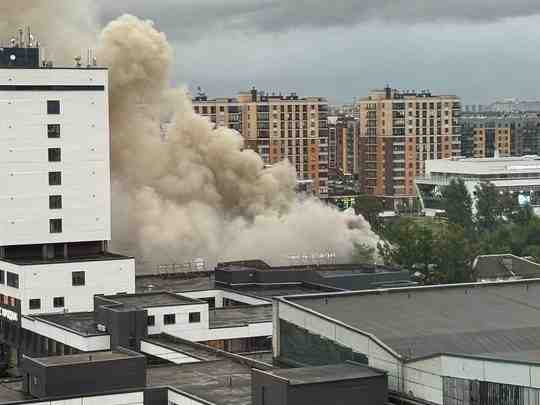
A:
96 1 540 105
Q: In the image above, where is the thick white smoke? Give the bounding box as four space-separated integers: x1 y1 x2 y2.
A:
3 3 380 272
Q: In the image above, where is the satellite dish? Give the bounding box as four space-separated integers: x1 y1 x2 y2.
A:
10 55 16 61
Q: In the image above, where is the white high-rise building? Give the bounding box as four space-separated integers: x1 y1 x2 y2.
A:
0 39 134 332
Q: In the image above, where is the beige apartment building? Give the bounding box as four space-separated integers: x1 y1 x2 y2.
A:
358 87 461 207
192 87 329 197
472 127 511 158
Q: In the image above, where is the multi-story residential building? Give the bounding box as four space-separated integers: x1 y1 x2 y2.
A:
192 88 329 197
357 87 461 207
460 112 540 158
328 116 359 178
0 37 135 365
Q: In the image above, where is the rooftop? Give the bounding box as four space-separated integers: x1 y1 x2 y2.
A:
144 334 224 362
210 305 273 328
101 292 202 309
136 273 214 294
28 350 138 367
261 363 385 385
283 279 540 360
148 360 253 405
474 254 540 280
0 379 30 404
0 252 131 266
31 312 104 336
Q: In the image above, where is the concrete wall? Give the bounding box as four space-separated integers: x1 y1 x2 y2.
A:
0 68 111 246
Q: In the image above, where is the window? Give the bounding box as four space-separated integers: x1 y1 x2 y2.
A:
6 272 19 288
189 312 201 323
29 299 41 310
47 124 61 138
163 314 176 325
0 271 4 284
53 297 64 308
147 315 155 326
49 218 62 233
47 100 60 115
48 148 61 162
48 171 62 186
49 195 62 210
72 271 85 286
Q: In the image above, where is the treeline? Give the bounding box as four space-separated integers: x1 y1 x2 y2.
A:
354 180 540 284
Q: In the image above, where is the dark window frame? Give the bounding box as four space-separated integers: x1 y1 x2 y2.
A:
0 270 4 284
48 171 62 186
72 271 85 286
47 124 61 138
49 195 62 210
189 312 201 323
6 272 19 288
53 296 65 308
163 314 176 325
147 315 155 326
48 148 61 162
47 100 61 115
29 299 41 310
49 218 62 233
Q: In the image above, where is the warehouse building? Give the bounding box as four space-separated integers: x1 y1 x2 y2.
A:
274 279 540 404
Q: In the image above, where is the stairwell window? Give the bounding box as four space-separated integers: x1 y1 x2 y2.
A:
48 171 62 186
47 124 61 138
48 148 61 162
49 195 62 210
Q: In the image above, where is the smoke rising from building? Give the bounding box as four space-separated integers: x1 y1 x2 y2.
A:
3 3 380 271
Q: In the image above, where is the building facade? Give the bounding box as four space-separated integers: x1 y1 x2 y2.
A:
357 87 461 207
328 116 359 177
460 112 540 158
0 40 135 365
192 88 330 197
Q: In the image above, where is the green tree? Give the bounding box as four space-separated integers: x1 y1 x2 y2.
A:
354 195 384 231
475 182 502 232
442 178 473 230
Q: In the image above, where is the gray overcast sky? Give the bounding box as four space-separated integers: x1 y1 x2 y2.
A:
95 1 540 104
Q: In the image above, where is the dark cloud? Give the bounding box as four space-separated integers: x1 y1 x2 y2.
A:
96 0 540 40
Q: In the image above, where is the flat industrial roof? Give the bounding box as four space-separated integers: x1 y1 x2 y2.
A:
283 279 540 360
148 360 253 405
32 312 105 336
261 363 384 385
29 351 137 367
136 274 214 294
0 380 30 404
102 292 201 308
210 306 272 328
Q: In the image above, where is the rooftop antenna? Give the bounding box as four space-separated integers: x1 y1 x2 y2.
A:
75 55 82 68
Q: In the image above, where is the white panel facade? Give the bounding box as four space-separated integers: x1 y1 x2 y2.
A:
147 303 209 336
0 68 111 245
21 317 110 352
405 357 443 404
1 257 135 315
140 341 201 365
179 290 269 307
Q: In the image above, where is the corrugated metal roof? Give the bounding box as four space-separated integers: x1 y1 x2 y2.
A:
287 280 540 360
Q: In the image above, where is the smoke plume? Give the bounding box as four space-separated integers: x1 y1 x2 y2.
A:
3 3 380 271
